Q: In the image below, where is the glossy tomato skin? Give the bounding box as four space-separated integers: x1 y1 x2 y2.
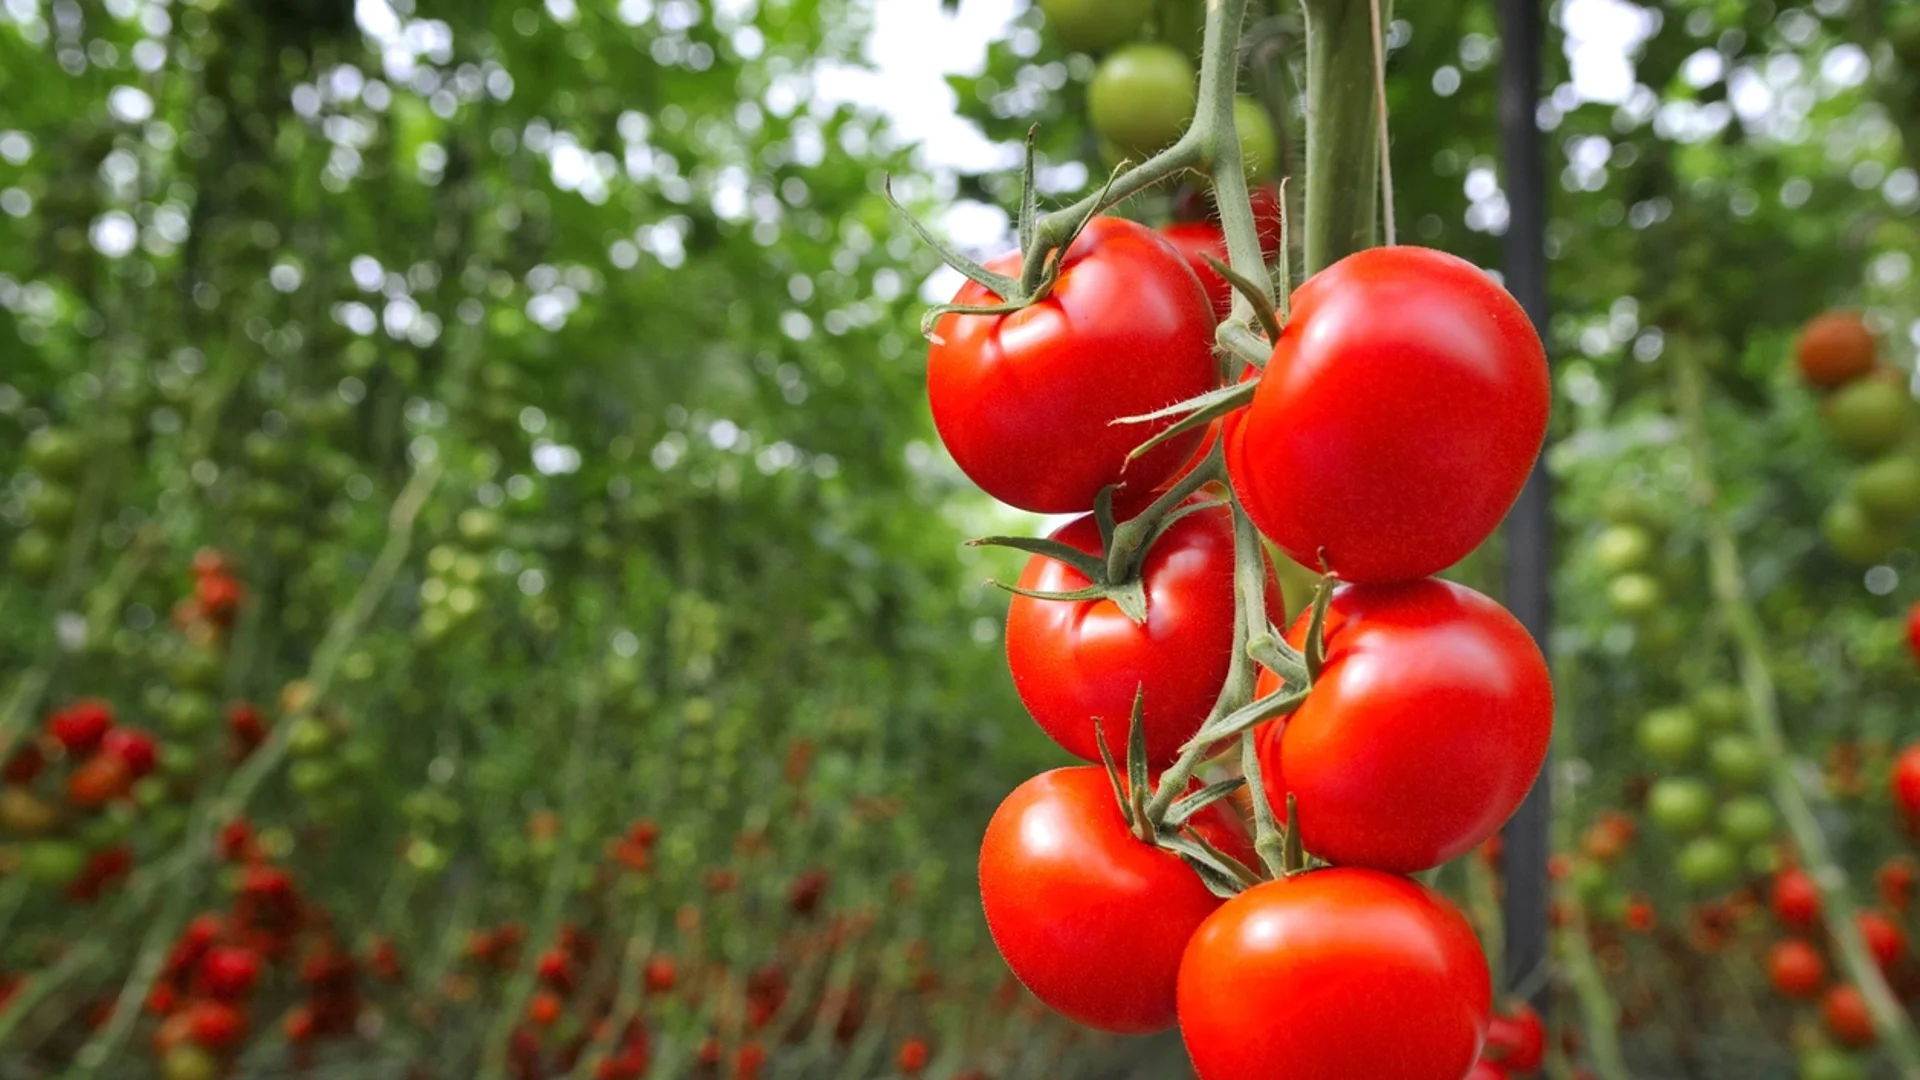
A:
980 767 1251 1035
1160 222 1232 321
1254 579 1553 872
1773 867 1824 930
1006 503 1282 768
1907 601 1920 665
1894 744 1920 820
1484 1001 1545 1072
929 217 1216 514
1767 939 1828 1000
1177 868 1492 1080
1227 246 1548 583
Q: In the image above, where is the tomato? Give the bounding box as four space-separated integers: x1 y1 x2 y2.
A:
198 945 262 998
1646 777 1713 834
1176 868 1490 1080
1796 311 1877 388
67 753 133 808
896 1036 930 1075
24 427 85 479
1857 911 1907 974
1038 0 1153 53
979 767 1250 1034
1635 706 1699 766
1717 796 1777 845
1159 221 1233 320
1798 1047 1867 1080
1766 939 1827 999
927 217 1217 514
1708 734 1767 788
100 727 158 779
529 989 563 1026
1880 857 1918 913
1821 498 1900 565
1910 600 1920 665
49 699 114 754
1692 683 1745 728
1822 376 1909 458
1850 456 1920 521
1772 868 1823 931
1465 1063 1510 1080
1893 744 1920 819
1253 578 1551 872
1088 45 1196 159
1822 984 1877 1047
1483 1001 1544 1072
1231 97 1277 180
1676 837 1739 888
1606 572 1664 617
1226 247 1547 583
1591 523 1654 573
160 1046 219 1080
184 999 247 1049
1006 503 1281 768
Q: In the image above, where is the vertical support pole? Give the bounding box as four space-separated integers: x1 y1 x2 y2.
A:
1496 0 1552 1009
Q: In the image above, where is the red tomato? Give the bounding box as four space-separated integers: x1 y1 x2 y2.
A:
100 727 158 779
1796 311 1877 388
1771 868 1823 931
1857 911 1907 974
928 217 1217 514
896 1037 930 1075
1177 868 1491 1080
1160 221 1232 320
979 767 1250 1034
1879 857 1917 913
1006 502 1281 768
1484 1001 1545 1072
1253 579 1552 872
1767 939 1827 999
1823 984 1877 1047
528 989 563 1026
1226 246 1548 583
67 753 133 808
1894 744 1920 821
1908 600 1920 664
48 699 114 755
184 1000 247 1049
198 945 261 999
1466 1063 1511 1080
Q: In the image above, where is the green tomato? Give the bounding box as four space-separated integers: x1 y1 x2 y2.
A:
1822 498 1901 565
25 427 86 479
25 483 77 530
1089 44 1196 159
1592 523 1655 573
161 1045 220 1080
1570 859 1612 902
1717 795 1777 845
1676 835 1740 889
1824 378 1910 458
1850 455 1920 521
1707 734 1767 788
168 646 225 691
161 691 218 735
132 776 169 809
458 507 504 544
1607 572 1664 617
287 715 334 757
289 757 338 796
1798 1047 1867 1080
20 839 88 886
1232 96 1278 180
158 744 199 777
1747 843 1783 876
1039 0 1154 53
9 529 59 581
1691 684 1744 728
1646 776 1714 834
1600 487 1658 525
1636 706 1701 766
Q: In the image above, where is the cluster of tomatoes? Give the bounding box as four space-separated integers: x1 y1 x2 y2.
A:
1 699 158 901
1632 687 1776 890
7 426 86 583
924 29 1556 1060
1793 311 1920 566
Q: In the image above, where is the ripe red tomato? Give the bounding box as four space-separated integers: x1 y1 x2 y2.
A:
1768 939 1828 999
1006 502 1281 768
1857 911 1907 974
1226 246 1548 583
1484 1001 1544 1072
1879 857 1917 913
1177 868 1491 1080
184 1000 247 1049
979 767 1250 1034
48 699 114 755
928 217 1217 514
1466 1062 1511 1080
1160 222 1233 321
198 945 261 999
1893 744 1920 821
1253 579 1552 872
100 727 158 779
1907 600 1920 664
1771 868 1823 931
1796 311 1877 388
1822 984 1877 1047
67 753 133 809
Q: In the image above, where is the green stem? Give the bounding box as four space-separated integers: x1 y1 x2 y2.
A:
1669 343 1920 1073
1298 0 1380 273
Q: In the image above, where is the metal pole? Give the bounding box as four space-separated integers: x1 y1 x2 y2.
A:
1496 0 1552 1009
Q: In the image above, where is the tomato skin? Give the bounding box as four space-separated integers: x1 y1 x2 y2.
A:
1796 311 1877 388
1484 1001 1545 1071
1857 911 1907 974
1038 0 1155 53
1823 985 1878 1047
1227 246 1548 583
1176 868 1491 1080
1254 579 1552 873
1908 601 1920 665
1772 868 1823 931
1465 1063 1511 1080
1006 503 1282 768
67 753 133 809
1768 939 1828 999
979 767 1250 1035
1894 744 1920 820
928 217 1217 514
1159 222 1233 321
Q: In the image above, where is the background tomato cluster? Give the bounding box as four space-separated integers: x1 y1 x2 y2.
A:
3 0 1920 1077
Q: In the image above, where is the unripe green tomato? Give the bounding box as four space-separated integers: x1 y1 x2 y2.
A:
80 803 136 847
1569 860 1611 902
20 839 88 886
10 530 60 581
161 1045 220 1080
242 430 295 474
1232 97 1278 180
1824 378 1910 458
1592 524 1655 573
1676 835 1740 888
1636 706 1701 766
1600 487 1658 525
1747 843 1783 876
1708 734 1767 788
452 553 486 585
132 775 169 809
168 646 225 691
158 743 199 777
1850 455 1920 522
1691 684 1745 728
1822 498 1901 565
1039 0 1154 53
340 740 379 773
24 483 77 530
287 715 334 757
419 607 455 640
289 757 337 795
1646 776 1714 834
161 691 219 735
458 507 504 544
25 427 86 479
1799 1047 1867 1080
1607 572 1664 617
1089 44 1196 159
1717 795 1777 845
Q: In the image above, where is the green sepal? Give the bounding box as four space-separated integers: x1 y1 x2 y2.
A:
1093 719 1137 835
1282 793 1305 876
1126 685 1150 830
1181 684 1308 751
1200 253 1281 341
1165 776 1246 830
1241 729 1288 879
1304 574 1333 683
968 534 1107 582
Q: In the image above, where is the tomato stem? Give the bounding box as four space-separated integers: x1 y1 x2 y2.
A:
1299 0 1382 274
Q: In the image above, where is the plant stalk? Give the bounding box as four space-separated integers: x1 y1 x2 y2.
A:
1298 0 1380 274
